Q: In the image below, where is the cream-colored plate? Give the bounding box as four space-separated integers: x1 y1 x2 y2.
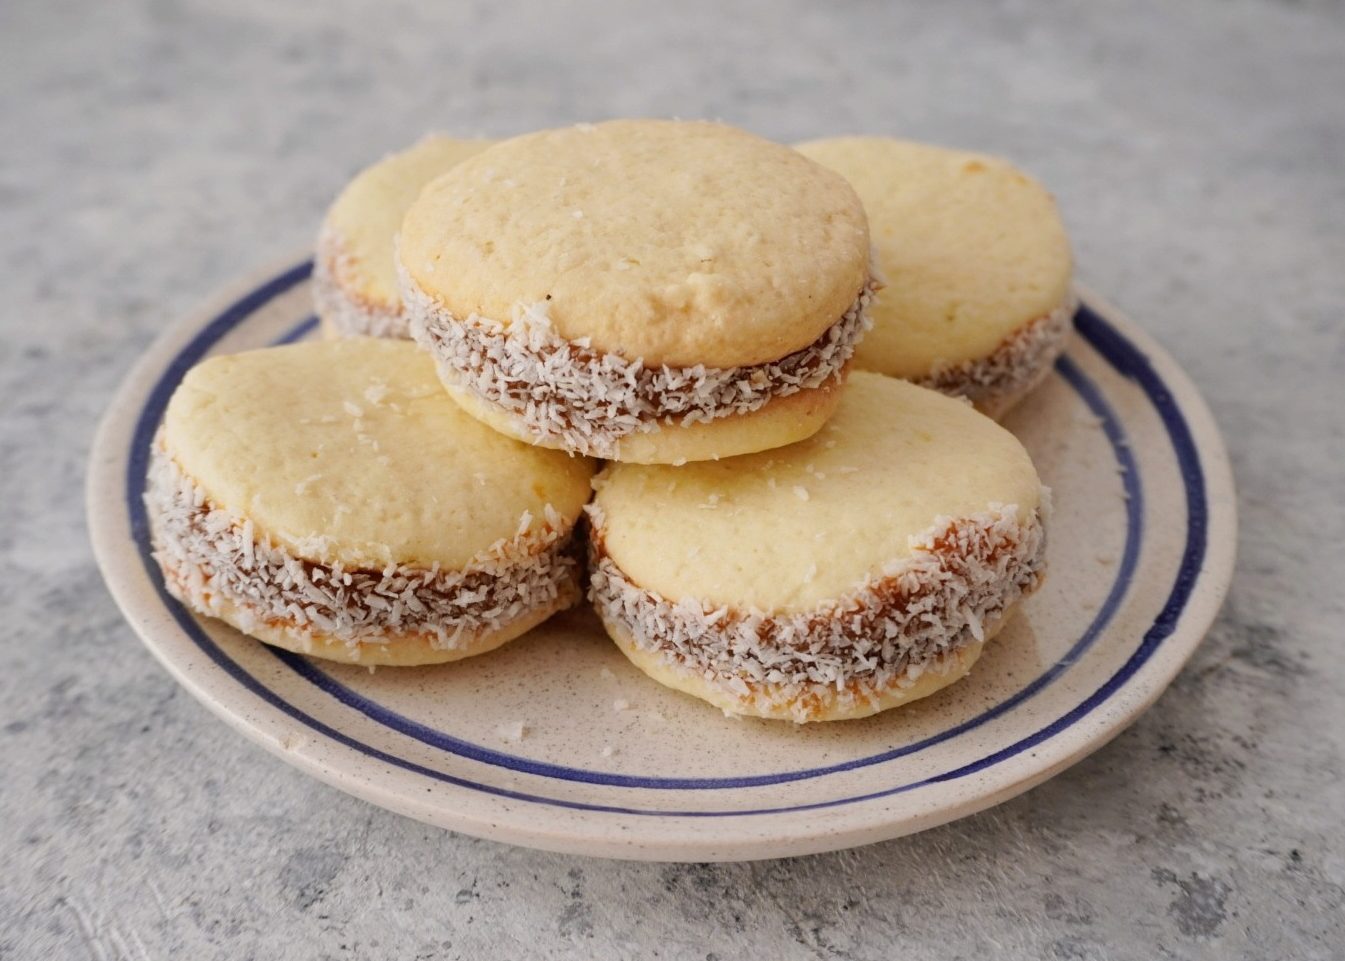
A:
87 257 1236 862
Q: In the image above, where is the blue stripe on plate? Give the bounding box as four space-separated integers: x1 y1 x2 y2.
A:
126 265 1204 816
261 349 1141 790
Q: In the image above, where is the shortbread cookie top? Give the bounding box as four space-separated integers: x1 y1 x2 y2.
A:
795 137 1072 378
324 136 493 309
399 120 871 368
592 372 1041 611
162 339 595 571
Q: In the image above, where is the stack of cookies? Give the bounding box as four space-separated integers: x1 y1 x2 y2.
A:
148 119 1074 723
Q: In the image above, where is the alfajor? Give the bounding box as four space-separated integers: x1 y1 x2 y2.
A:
586 372 1048 722
314 136 492 339
399 119 876 463
146 339 595 665
795 137 1074 418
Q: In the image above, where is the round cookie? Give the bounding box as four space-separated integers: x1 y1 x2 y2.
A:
314 136 492 339
399 119 876 463
587 371 1049 722
146 338 596 665
795 137 1074 418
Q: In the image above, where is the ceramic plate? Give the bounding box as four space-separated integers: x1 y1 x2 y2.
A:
88 257 1236 861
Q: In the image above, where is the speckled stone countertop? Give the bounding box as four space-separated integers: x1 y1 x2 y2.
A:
3 0 1343 957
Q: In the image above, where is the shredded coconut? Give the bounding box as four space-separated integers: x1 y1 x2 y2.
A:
919 295 1077 407
312 227 412 339
403 258 876 458
294 474 322 496
146 442 582 651
587 502 1047 721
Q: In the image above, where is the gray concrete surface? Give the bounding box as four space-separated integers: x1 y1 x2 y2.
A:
2 0 1343 957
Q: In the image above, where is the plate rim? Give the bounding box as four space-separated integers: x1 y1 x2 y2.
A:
87 255 1237 861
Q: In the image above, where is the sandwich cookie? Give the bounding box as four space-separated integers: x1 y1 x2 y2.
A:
587 372 1048 722
314 136 492 339
795 137 1075 418
399 119 876 463
146 339 596 665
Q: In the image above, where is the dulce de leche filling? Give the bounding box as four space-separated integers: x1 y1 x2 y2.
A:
404 267 877 458
313 227 411 340
918 295 1077 408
